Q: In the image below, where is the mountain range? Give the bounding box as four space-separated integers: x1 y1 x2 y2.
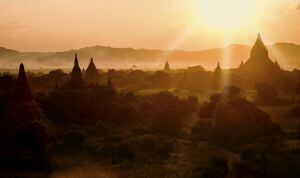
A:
0 43 299 71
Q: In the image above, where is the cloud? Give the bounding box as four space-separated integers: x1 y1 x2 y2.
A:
297 4 300 11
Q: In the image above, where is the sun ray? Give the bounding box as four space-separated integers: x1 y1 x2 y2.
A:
156 26 196 69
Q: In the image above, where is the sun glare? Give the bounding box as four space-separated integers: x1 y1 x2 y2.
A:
195 0 258 31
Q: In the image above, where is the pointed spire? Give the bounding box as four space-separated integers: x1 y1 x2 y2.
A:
243 34 282 75
250 33 268 59
18 63 27 83
71 53 83 85
4 63 40 130
257 33 261 41
74 53 79 65
254 33 264 47
239 61 244 68
212 62 222 90
13 63 34 101
164 61 171 72
87 57 97 70
19 63 25 75
215 62 221 73
85 57 99 83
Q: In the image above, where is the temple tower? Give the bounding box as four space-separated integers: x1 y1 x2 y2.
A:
212 62 222 90
214 62 222 74
85 57 99 83
242 33 281 75
70 53 83 85
239 61 244 69
164 61 171 72
4 63 40 131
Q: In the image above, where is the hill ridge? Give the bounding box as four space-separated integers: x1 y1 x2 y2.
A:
0 43 299 70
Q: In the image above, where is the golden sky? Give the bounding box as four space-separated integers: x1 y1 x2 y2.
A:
0 0 300 51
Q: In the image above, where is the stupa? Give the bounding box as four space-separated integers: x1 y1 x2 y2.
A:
164 61 171 72
85 58 99 83
4 63 40 131
70 53 83 85
241 34 281 75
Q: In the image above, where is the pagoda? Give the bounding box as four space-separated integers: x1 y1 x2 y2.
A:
212 62 223 90
70 53 83 85
241 34 281 75
85 58 99 83
164 61 171 72
214 62 222 74
239 61 244 69
3 63 40 131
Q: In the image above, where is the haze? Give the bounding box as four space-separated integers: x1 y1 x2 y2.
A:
1 0 300 52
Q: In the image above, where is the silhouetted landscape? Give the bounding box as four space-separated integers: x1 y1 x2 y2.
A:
1 34 300 178
1 0 300 177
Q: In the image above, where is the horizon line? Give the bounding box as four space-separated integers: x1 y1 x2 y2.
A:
1 41 298 53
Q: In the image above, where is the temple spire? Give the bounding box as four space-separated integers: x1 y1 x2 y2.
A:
75 53 79 65
257 33 261 41
212 62 222 90
164 61 171 72
250 33 268 59
13 63 35 101
240 34 282 75
19 63 26 78
239 61 244 68
70 53 83 85
85 57 99 83
4 63 40 130
214 62 221 73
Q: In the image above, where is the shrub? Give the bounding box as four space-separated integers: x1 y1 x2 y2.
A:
192 156 229 178
137 135 157 153
155 140 174 160
255 82 278 105
212 98 281 145
198 93 223 119
114 142 136 163
191 119 213 140
62 129 86 149
223 85 241 98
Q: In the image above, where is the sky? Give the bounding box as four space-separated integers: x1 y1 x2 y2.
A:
0 0 300 52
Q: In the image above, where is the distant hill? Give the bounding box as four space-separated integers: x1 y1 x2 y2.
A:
0 43 299 70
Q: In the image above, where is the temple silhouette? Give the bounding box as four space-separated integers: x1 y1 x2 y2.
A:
85 57 99 84
239 33 282 75
70 53 83 86
1 63 50 170
164 61 171 72
212 62 223 89
4 63 41 132
214 62 222 74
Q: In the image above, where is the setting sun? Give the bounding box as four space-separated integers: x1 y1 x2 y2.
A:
195 0 258 31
